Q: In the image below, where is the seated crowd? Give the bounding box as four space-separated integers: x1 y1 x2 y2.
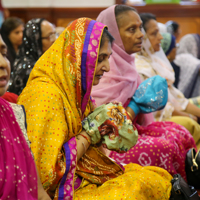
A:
0 4 200 200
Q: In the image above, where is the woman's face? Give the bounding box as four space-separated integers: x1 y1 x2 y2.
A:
145 19 163 52
41 20 56 53
118 11 144 54
0 36 11 96
8 24 24 47
93 39 112 86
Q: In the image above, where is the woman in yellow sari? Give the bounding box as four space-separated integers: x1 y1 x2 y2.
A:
18 18 172 200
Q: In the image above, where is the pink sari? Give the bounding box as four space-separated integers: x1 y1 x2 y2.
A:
92 5 197 180
0 97 37 199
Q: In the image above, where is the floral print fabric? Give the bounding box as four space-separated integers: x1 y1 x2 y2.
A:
82 102 138 153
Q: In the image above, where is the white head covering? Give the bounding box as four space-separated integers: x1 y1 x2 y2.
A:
158 22 167 34
176 34 198 57
135 29 188 120
174 34 200 97
136 29 175 86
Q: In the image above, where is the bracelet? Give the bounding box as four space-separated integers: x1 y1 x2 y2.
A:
128 100 140 116
127 111 134 121
82 141 86 152
189 114 193 119
79 133 91 145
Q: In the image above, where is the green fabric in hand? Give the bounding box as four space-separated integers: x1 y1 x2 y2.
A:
82 102 138 153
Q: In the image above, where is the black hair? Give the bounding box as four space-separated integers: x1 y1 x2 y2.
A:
115 5 137 27
1 17 24 36
139 13 156 31
0 17 24 71
100 27 115 48
166 21 179 34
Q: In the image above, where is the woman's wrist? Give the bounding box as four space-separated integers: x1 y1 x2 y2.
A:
79 130 91 145
127 100 140 116
126 106 136 121
76 130 91 160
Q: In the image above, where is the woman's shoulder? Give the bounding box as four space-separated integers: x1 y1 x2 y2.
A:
10 102 24 118
135 54 156 78
135 54 152 68
18 81 61 103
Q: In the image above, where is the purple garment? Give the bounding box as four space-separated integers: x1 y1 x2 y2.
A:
58 137 77 200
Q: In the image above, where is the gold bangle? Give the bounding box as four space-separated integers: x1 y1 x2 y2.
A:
127 111 133 121
80 133 91 145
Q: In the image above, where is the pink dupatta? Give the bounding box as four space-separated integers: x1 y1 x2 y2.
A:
91 5 154 126
0 97 37 200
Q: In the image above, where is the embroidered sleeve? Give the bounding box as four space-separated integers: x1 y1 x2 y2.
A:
10 103 31 148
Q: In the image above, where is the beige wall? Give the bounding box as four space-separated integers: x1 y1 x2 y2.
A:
5 1 200 40
3 0 115 8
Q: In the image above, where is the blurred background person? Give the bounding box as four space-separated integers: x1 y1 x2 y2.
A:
8 18 56 95
161 32 179 88
177 33 200 58
161 32 200 100
174 33 200 103
166 20 181 40
0 17 24 71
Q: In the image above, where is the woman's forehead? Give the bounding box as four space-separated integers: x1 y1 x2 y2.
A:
146 19 158 32
118 11 142 28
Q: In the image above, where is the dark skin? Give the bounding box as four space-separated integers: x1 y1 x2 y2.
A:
145 19 163 52
117 10 144 54
116 10 144 120
93 39 112 86
0 36 10 97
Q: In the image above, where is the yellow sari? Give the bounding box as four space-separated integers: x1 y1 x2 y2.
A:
18 18 172 200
